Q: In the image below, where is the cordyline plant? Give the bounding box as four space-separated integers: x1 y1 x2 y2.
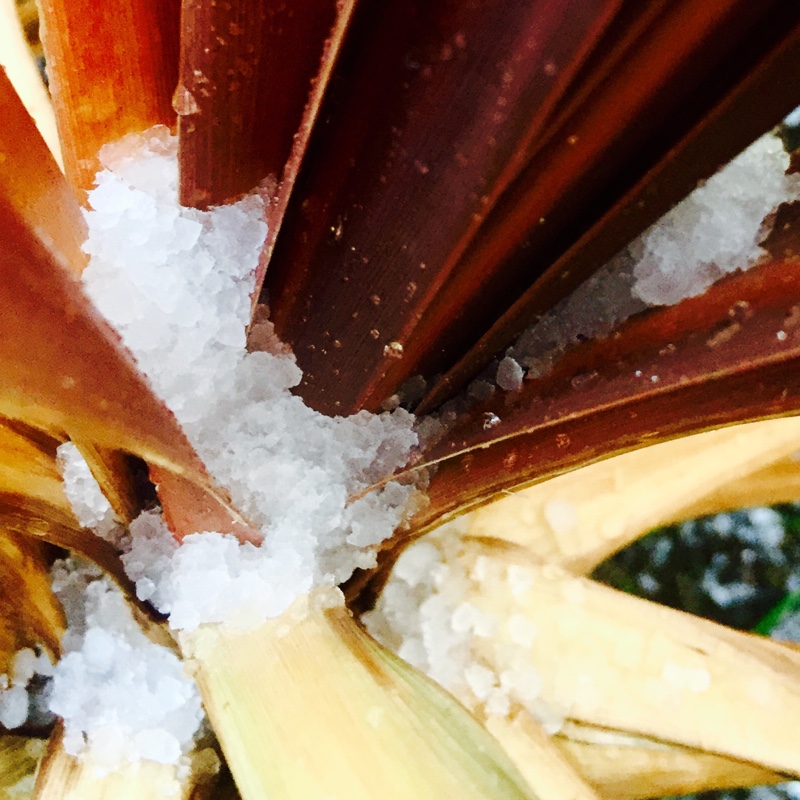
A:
3 0 800 798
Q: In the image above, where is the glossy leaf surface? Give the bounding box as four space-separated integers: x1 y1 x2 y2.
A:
412 258 800 533
38 0 180 194
0 79 212 492
177 0 356 210
265 0 800 417
264 0 620 414
422 8 800 409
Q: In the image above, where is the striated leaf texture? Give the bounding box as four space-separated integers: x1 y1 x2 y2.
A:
263 0 621 414
38 0 180 195
177 0 357 209
0 79 211 491
184 599 540 800
421 8 800 410
411 258 800 533
263 0 800 415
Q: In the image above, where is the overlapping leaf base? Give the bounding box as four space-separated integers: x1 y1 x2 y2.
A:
3 1 800 799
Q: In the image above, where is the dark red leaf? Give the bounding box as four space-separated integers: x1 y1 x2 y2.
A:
410 258 800 532
263 0 622 414
420 3 800 411
177 0 357 210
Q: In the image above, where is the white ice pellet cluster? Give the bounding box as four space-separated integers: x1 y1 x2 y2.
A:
0 647 53 730
506 250 648 381
495 356 524 392
631 133 800 305
417 246 651 448
80 128 419 630
483 129 800 394
47 558 203 771
56 442 124 545
364 525 558 729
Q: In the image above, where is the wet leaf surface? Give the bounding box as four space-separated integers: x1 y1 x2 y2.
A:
38 0 179 195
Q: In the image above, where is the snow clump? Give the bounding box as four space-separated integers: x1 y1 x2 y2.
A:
631 132 800 305
492 129 800 390
80 128 420 631
47 558 203 772
57 442 124 545
363 523 563 732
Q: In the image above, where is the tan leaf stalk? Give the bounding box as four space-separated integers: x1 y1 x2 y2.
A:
456 538 800 776
465 417 800 574
32 724 221 800
0 420 141 595
37 0 178 194
180 593 540 800
677 455 800 521
0 0 61 166
69 440 141 527
552 723 785 800
0 735 46 799
0 528 65 663
0 423 71 519
482 711 601 800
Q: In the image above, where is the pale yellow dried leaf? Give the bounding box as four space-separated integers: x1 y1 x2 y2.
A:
466 418 800 574
0 423 71 517
0 0 62 166
553 723 784 800
181 594 540 800
457 539 800 776
678 455 800 521
483 711 601 800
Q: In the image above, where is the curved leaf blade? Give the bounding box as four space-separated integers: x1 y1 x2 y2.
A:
412 258 800 533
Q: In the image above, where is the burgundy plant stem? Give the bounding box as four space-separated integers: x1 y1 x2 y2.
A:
178 0 357 212
411 259 800 531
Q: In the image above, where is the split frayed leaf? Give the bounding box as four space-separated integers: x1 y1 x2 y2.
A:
69 441 143 527
0 421 70 519
0 419 140 595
